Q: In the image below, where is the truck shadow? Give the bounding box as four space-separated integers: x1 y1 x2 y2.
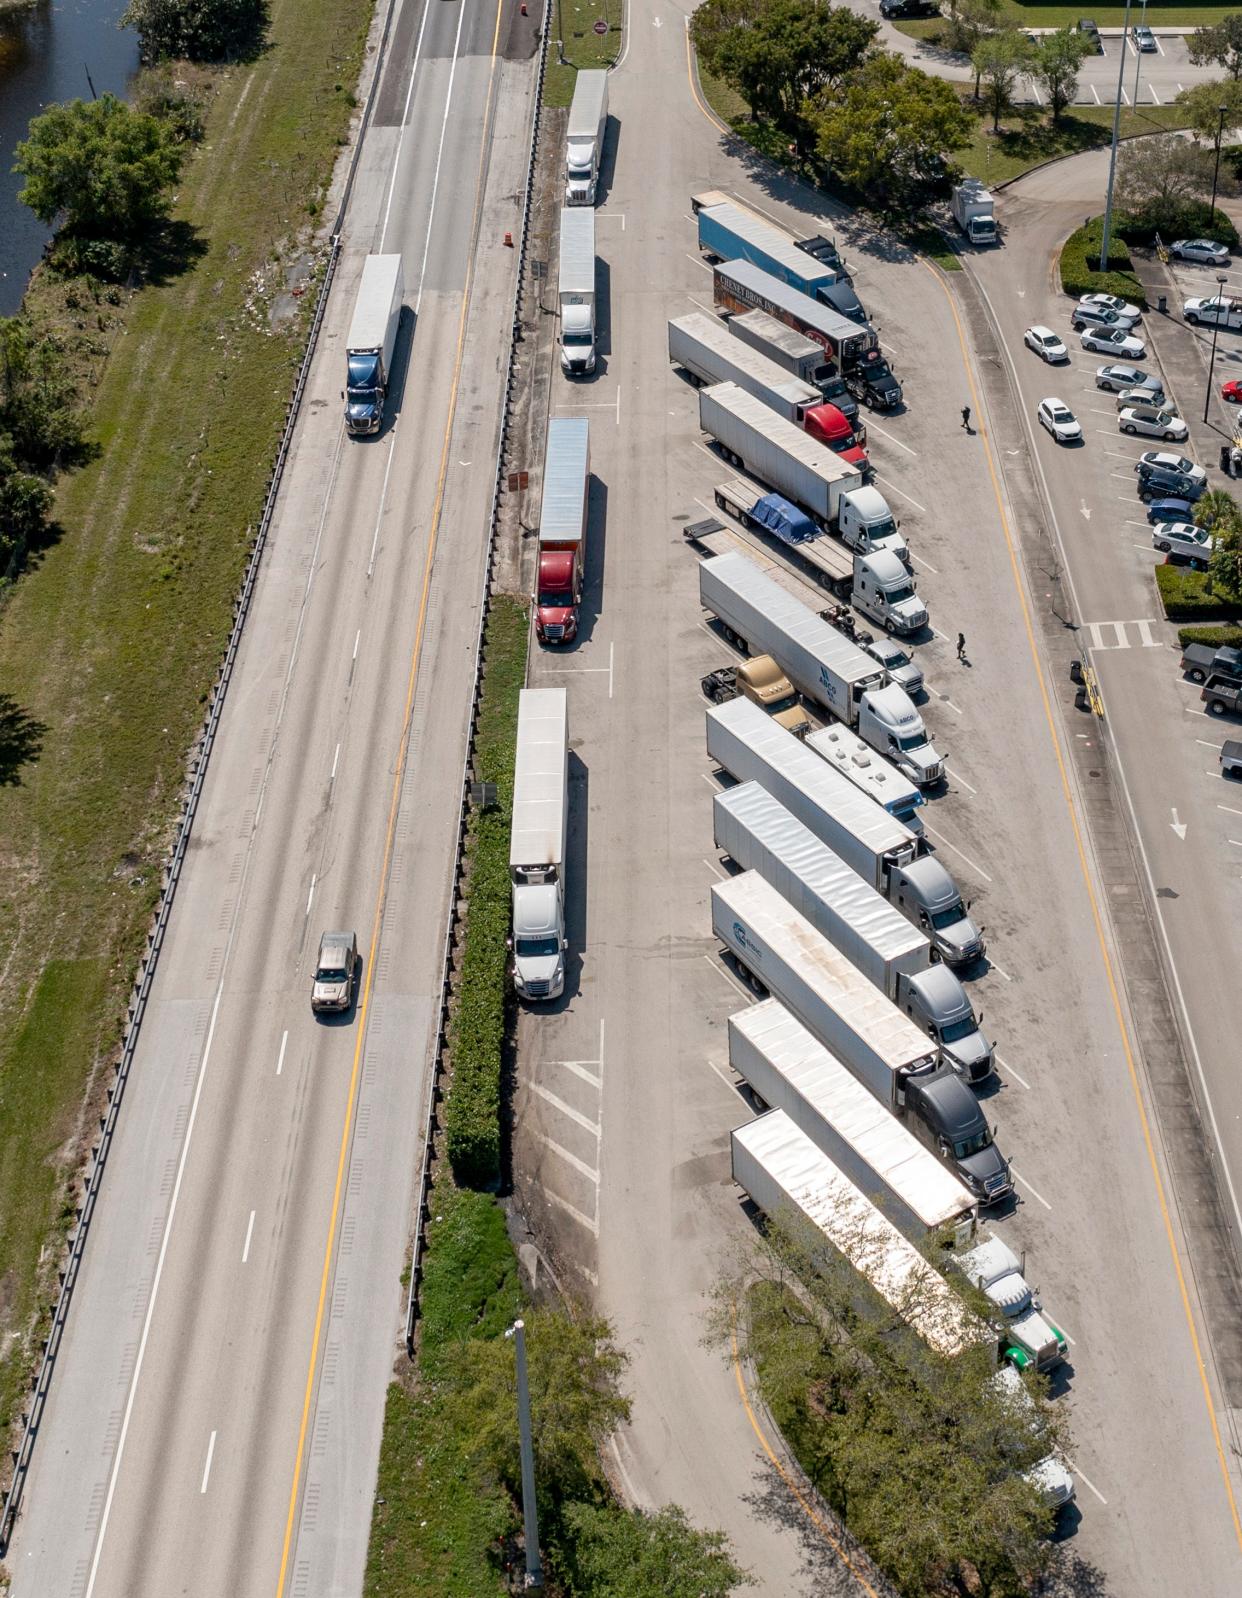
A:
575 476 608 647
595 113 621 205
543 751 589 1012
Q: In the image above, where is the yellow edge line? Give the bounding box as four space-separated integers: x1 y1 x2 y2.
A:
927 259 1242 1554
273 0 509 1589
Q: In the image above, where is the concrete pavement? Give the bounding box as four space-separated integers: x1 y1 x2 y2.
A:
5 1 538 1594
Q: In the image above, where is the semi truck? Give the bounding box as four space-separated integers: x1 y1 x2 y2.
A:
701 656 811 737
696 200 866 323
714 784 993 1081
713 260 902 409
731 1109 997 1360
699 550 941 784
712 475 904 563
535 416 589 645
805 721 925 834
711 871 1011 1203
957 1234 1069 1373
951 180 998 246
343 254 404 436
558 208 597 376
728 308 862 430
729 999 978 1245
509 689 569 1000
669 314 868 469
564 69 608 204
705 696 984 965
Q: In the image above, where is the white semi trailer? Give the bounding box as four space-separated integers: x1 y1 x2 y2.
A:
510 689 569 1001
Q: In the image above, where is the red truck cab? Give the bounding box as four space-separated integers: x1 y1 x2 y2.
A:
535 548 582 644
803 401 870 474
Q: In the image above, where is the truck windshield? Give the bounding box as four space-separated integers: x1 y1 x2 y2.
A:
563 330 593 347
885 582 915 603
953 1128 992 1159
941 1016 977 1044
930 901 966 929
896 731 927 752
347 354 380 393
516 935 560 957
816 369 838 391
539 589 574 608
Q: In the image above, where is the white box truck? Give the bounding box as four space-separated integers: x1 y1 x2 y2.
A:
670 313 823 418
714 783 993 1081
729 999 979 1246
805 720 924 834
713 872 1010 1204
705 697 983 964
559 208 596 376
510 689 568 1001
951 180 997 246
699 550 941 786
344 254 404 436
731 1109 994 1361
565 69 608 204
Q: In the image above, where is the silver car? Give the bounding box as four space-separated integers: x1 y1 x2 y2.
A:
1095 362 1155 393
311 930 359 1013
1171 238 1231 267
861 635 924 696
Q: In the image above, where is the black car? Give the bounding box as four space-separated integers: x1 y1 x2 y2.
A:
879 0 939 15
1078 17 1103 50
1136 464 1205 502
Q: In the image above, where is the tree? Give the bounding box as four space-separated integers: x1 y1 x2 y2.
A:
121 0 270 64
691 0 877 125
1188 14 1242 79
554 1503 750 1598
972 30 1033 132
1116 132 1220 234
445 1307 631 1502
1177 77 1242 141
808 54 975 213
942 0 1002 57
0 439 54 580
1031 25 1092 125
1196 489 1242 603
14 95 184 242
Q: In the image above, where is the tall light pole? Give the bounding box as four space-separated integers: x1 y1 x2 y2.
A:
506 1320 543 1589
1204 271 1230 424
1132 0 1148 107
1099 0 1134 273
1211 103 1229 225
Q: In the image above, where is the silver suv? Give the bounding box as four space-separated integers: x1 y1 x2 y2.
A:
311 930 359 1013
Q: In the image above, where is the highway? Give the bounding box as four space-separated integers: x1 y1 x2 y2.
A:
6 1 537 1594
516 5 1242 1594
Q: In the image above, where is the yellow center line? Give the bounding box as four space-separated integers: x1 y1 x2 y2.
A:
927 258 1242 1554
272 0 508 1589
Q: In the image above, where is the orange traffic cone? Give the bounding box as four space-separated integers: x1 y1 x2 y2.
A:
504 231 514 247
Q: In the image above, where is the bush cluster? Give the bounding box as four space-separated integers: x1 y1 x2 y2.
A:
1059 217 1145 307
1119 203 1240 251
1178 623 1242 648
1156 563 1242 620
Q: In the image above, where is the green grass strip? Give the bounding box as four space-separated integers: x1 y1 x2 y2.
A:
544 0 622 109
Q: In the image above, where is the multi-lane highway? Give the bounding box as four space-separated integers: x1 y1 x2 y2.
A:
515 5 1242 1595
7 1 537 1593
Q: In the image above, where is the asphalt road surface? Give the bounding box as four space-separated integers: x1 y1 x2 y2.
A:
6 1 537 1594
516 8 1242 1596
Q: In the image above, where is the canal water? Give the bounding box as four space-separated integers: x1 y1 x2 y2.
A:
0 0 139 315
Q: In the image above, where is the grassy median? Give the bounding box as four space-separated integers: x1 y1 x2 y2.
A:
0 0 372 1443
543 0 622 109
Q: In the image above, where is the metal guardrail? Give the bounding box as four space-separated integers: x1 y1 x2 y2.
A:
404 1 552 1358
0 0 418 1540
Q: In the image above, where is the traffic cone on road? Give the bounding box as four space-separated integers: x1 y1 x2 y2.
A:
504 231 514 248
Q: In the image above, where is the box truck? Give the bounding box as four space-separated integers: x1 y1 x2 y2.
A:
729 1000 978 1246
535 417 589 645
714 784 993 1081
951 180 998 246
731 1110 995 1360
712 872 1010 1203
565 69 608 204
696 201 865 323
805 720 925 833
668 314 868 470
728 308 862 430
559 208 596 376
344 254 404 436
699 551 941 785
713 261 902 409
510 689 568 1000
706 696 983 964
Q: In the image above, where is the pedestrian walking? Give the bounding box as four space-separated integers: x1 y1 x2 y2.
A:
961 406 971 431
956 632 967 662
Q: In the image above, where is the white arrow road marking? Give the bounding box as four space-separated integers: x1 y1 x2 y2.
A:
1081 501 1092 520
1171 808 1187 839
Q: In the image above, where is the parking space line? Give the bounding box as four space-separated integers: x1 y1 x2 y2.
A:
1066 1454 1109 1505
534 1131 599 1184
703 952 753 997
866 420 917 457
921 821 993 883
706 1056 741 1096
702 855 727 881
988 959 1013 982
1219 804 1242 817
993 1053 1031 1090
911 550 939 574
1012 1167 1053 1210
1149 84 1162 105
542 1185 600 1237
945 762 978 795
875 474 926 513
530 1082 600 1137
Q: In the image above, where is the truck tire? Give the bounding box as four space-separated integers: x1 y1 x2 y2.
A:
1188 666 1207 682
1187 311 1201 325
1209 698 1228 715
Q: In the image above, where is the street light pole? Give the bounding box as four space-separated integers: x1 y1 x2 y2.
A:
1211 103 1229 225
507 1320 543 1590
1099 0 1134 273
1204 271 1229 423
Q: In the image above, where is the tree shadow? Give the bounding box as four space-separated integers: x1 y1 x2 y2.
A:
0 693 47 786
134 219 210 286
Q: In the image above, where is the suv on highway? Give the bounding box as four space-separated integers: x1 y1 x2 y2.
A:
311 929 359 1014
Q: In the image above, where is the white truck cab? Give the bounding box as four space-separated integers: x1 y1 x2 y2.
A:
836 485 908 561
859 683 942 788
958 1234 1069 1374
854 549 927 636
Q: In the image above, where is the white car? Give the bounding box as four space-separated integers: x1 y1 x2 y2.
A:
1171 238 1231 267
1024 325 1069 363
1081 326 1146 358
1079 291 1141 322
1138 450 1206 486
1183 295 1242 328
1038 398 1082 443
1153 522 1213 567
1119 405 1189 441
1115 386 1171 412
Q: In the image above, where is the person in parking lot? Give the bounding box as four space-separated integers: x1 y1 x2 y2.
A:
961 406 971 432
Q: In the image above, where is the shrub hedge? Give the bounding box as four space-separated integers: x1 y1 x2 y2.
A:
1177 623 1242 648
1156 563 1242 621
444 595 529 1188
1118 203 1239 252
1060 217 1145 308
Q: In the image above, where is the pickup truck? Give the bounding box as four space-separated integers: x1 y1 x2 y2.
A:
702 655 812 737
1202 677 1242 716
1181 642 1242 684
